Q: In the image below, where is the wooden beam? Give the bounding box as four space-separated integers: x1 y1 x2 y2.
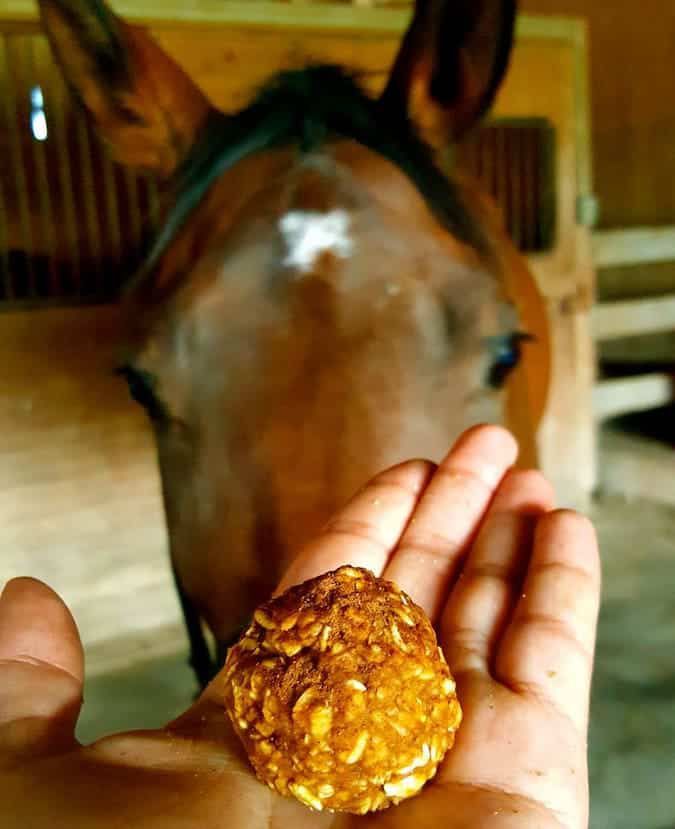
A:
0 0 409 29
532 288 597 512
570 19 594 214
8 0 406 29
592 226 675 268
0 2 586 43
593 373 674 421
593 294 675 341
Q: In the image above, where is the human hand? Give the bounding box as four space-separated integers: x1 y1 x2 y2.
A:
0 425 600 828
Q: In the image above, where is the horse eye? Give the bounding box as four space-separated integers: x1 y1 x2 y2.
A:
116 365 166 421
485 332 533 389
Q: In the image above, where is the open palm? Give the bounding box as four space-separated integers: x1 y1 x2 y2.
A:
0 426 599 829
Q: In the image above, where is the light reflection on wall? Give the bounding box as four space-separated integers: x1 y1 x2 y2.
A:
30 85 48 141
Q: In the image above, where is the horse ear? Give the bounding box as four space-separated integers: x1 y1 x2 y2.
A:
382 0 517 149
38 0 211 177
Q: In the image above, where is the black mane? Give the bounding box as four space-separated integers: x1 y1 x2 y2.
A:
138 66 487 280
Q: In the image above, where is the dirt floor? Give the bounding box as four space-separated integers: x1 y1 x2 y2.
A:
588 493 675 829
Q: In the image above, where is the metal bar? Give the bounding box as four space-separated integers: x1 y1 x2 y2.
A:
534 125 545 250
0 165 12 301
75 116 105 295
99 150 123 298
495 125 510 242
25 35 60 297
43 36 82 292
1 33 36 296
523 126 537 251
101 150 123 270
488 127 499 206
510 125 523 250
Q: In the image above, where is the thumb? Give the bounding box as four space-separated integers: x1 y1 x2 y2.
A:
0 578 84 762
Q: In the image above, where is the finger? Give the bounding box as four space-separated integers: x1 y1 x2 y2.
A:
0 578 84 760
276 459 435 593
182 462 433 746
383 425 519 621
441 469 554 679
495 511 601 730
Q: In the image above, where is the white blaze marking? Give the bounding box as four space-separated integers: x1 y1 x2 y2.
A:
279 209 353 273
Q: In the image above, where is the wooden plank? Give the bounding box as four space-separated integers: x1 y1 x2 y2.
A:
592 226 675 268
593 294 675 341
524 0 675 229
534 291 596 510
494 41 580 295
0 3 586 43
500 21 597 507
570 19 595 223
594 373 674 421
149 26 396 112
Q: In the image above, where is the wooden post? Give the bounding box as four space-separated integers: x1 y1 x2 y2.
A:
493 19 598 510
532 239 597 511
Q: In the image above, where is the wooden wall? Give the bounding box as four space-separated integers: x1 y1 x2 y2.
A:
5 0 673 231
521 0 675 305
522 0 675 229
0 307 187 673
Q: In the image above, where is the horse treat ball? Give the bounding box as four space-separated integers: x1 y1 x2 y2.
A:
222 566 462 814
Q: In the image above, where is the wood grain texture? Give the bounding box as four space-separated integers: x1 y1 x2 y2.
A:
0 307 186 666
593 227 675 269
593 294 675 341
593 374 674 422
522 0 675 230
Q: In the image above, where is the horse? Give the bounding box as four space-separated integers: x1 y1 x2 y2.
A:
38 0 548 687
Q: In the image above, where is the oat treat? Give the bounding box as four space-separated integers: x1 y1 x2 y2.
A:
222 565 462 814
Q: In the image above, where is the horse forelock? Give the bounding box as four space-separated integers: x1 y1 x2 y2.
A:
127 65 491 304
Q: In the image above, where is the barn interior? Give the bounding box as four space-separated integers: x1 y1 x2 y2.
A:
1 2 673 828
